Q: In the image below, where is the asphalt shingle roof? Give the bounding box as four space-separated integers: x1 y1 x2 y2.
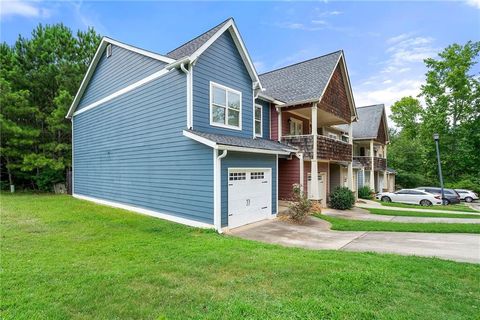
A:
166 19 231 60
187 130 296 153
258 51 342 104
337 104 385 140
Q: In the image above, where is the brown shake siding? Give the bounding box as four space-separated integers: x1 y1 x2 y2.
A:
318 64 351 123
376 115 387 144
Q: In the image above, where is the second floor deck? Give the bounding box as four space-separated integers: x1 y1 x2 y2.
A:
282 134 352 162
353 156 387 171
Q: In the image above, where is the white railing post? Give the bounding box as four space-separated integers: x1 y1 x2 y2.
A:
310 103 319 200
277 106 282 142
370 139 375 191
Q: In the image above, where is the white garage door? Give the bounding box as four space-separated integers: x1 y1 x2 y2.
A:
228 168 272 229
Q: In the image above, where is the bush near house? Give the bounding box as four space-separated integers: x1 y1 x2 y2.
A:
358 186 374 200
287 184 312 222
329 187 356 210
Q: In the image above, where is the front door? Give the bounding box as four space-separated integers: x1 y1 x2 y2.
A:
307 172 327 207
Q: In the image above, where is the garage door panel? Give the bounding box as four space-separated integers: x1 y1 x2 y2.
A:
228 169 271 229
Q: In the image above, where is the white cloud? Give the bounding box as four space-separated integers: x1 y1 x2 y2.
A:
353 33 439 126
272 49 313 68
69 1 109 35
0 0 51 18
465 0 480 9
254 61 266 73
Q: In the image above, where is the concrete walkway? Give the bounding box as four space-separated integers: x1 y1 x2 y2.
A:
324 207 480 224
357 199 480 215
229 217 480 264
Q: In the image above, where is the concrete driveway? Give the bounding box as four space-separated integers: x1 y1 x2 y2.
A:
229 217 480 264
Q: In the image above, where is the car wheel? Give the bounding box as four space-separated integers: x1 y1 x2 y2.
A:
420 199 432 206
465 197 473 203
442 199 450 205
381 196 391 202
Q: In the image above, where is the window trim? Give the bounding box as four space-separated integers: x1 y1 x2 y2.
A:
254 104 263 138
289 117 303 135
209 81 242 131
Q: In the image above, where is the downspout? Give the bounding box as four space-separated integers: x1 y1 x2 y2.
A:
214 149 228 233
180 62 193 129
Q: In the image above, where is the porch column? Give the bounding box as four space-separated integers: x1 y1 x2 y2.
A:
347 123 353 191
296 153 304 193
277 106 282 142
383 144 388 191
369 139 375 191
310 103 319 200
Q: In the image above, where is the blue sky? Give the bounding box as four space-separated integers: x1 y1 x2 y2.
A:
1 0 479 121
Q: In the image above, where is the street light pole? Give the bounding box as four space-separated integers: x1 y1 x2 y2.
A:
433 133 445 205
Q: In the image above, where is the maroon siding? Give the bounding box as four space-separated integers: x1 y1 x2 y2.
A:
282 112 310 136
278 158 300 200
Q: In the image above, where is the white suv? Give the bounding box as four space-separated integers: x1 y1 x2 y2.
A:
454 189 479 203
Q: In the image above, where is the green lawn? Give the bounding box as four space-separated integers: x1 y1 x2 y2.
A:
317 214 480 234
367 208 480 219
374 200 478 212
2 195 480 319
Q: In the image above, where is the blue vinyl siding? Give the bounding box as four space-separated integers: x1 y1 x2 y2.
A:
220 152 277 227
192 31 253 137
73 69 214 224
77 45 167 110
255 98 270 139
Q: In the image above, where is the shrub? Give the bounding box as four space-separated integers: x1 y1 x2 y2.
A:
329 186 355 210
288 184 312 222
358 186 374 199
445 177 480 194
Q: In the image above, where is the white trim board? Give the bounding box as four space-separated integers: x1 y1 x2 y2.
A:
72 68 173 117
73 193 213 229
66 37 175 119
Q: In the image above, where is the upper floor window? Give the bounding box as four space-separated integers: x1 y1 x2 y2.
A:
210 82 241 130
255 104 262 137
289 118 303 135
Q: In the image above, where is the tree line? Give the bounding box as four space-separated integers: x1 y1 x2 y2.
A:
1 24 478 192
387 41 480 192
1 24 100 191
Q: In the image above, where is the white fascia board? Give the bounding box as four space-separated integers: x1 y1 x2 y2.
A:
66 37 175 119
277 98 319 108
66 38 107 119
338 53 358 121
104 37 175 64
257 93 285 105
218 145 293 155
73 193 213 229
72 68 172 117
188 19 264 91
182 130 217 148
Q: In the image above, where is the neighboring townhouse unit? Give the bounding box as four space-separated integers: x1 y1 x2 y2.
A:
338 104 395 193
257 52 358 207
66 18 363 231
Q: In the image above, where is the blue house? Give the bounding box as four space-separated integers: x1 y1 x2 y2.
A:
67 18 359 231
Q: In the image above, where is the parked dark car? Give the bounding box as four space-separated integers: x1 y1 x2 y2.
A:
415 187 461 205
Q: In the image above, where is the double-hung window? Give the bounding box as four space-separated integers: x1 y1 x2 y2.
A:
254 104 262 137
210 82 241 130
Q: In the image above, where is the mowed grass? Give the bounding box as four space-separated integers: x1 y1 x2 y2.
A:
317 214 480 234
367 208 480 219
2 195 480 320
375 200 478 212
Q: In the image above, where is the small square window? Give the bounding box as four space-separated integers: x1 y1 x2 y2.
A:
229 172 246 181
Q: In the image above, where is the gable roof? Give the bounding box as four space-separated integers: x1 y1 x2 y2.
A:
167 19 230 59
66 37 174 118
166 18 262 90
259 51 342 105
338 104 389 141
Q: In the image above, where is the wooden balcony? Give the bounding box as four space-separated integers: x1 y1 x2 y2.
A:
353 156 387 171
282 135 352 162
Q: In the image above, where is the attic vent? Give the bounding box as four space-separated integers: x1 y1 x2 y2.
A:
106 44 112 58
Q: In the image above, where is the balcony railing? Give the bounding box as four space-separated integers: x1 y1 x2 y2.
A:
282 135 352 162
353 156 387 171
